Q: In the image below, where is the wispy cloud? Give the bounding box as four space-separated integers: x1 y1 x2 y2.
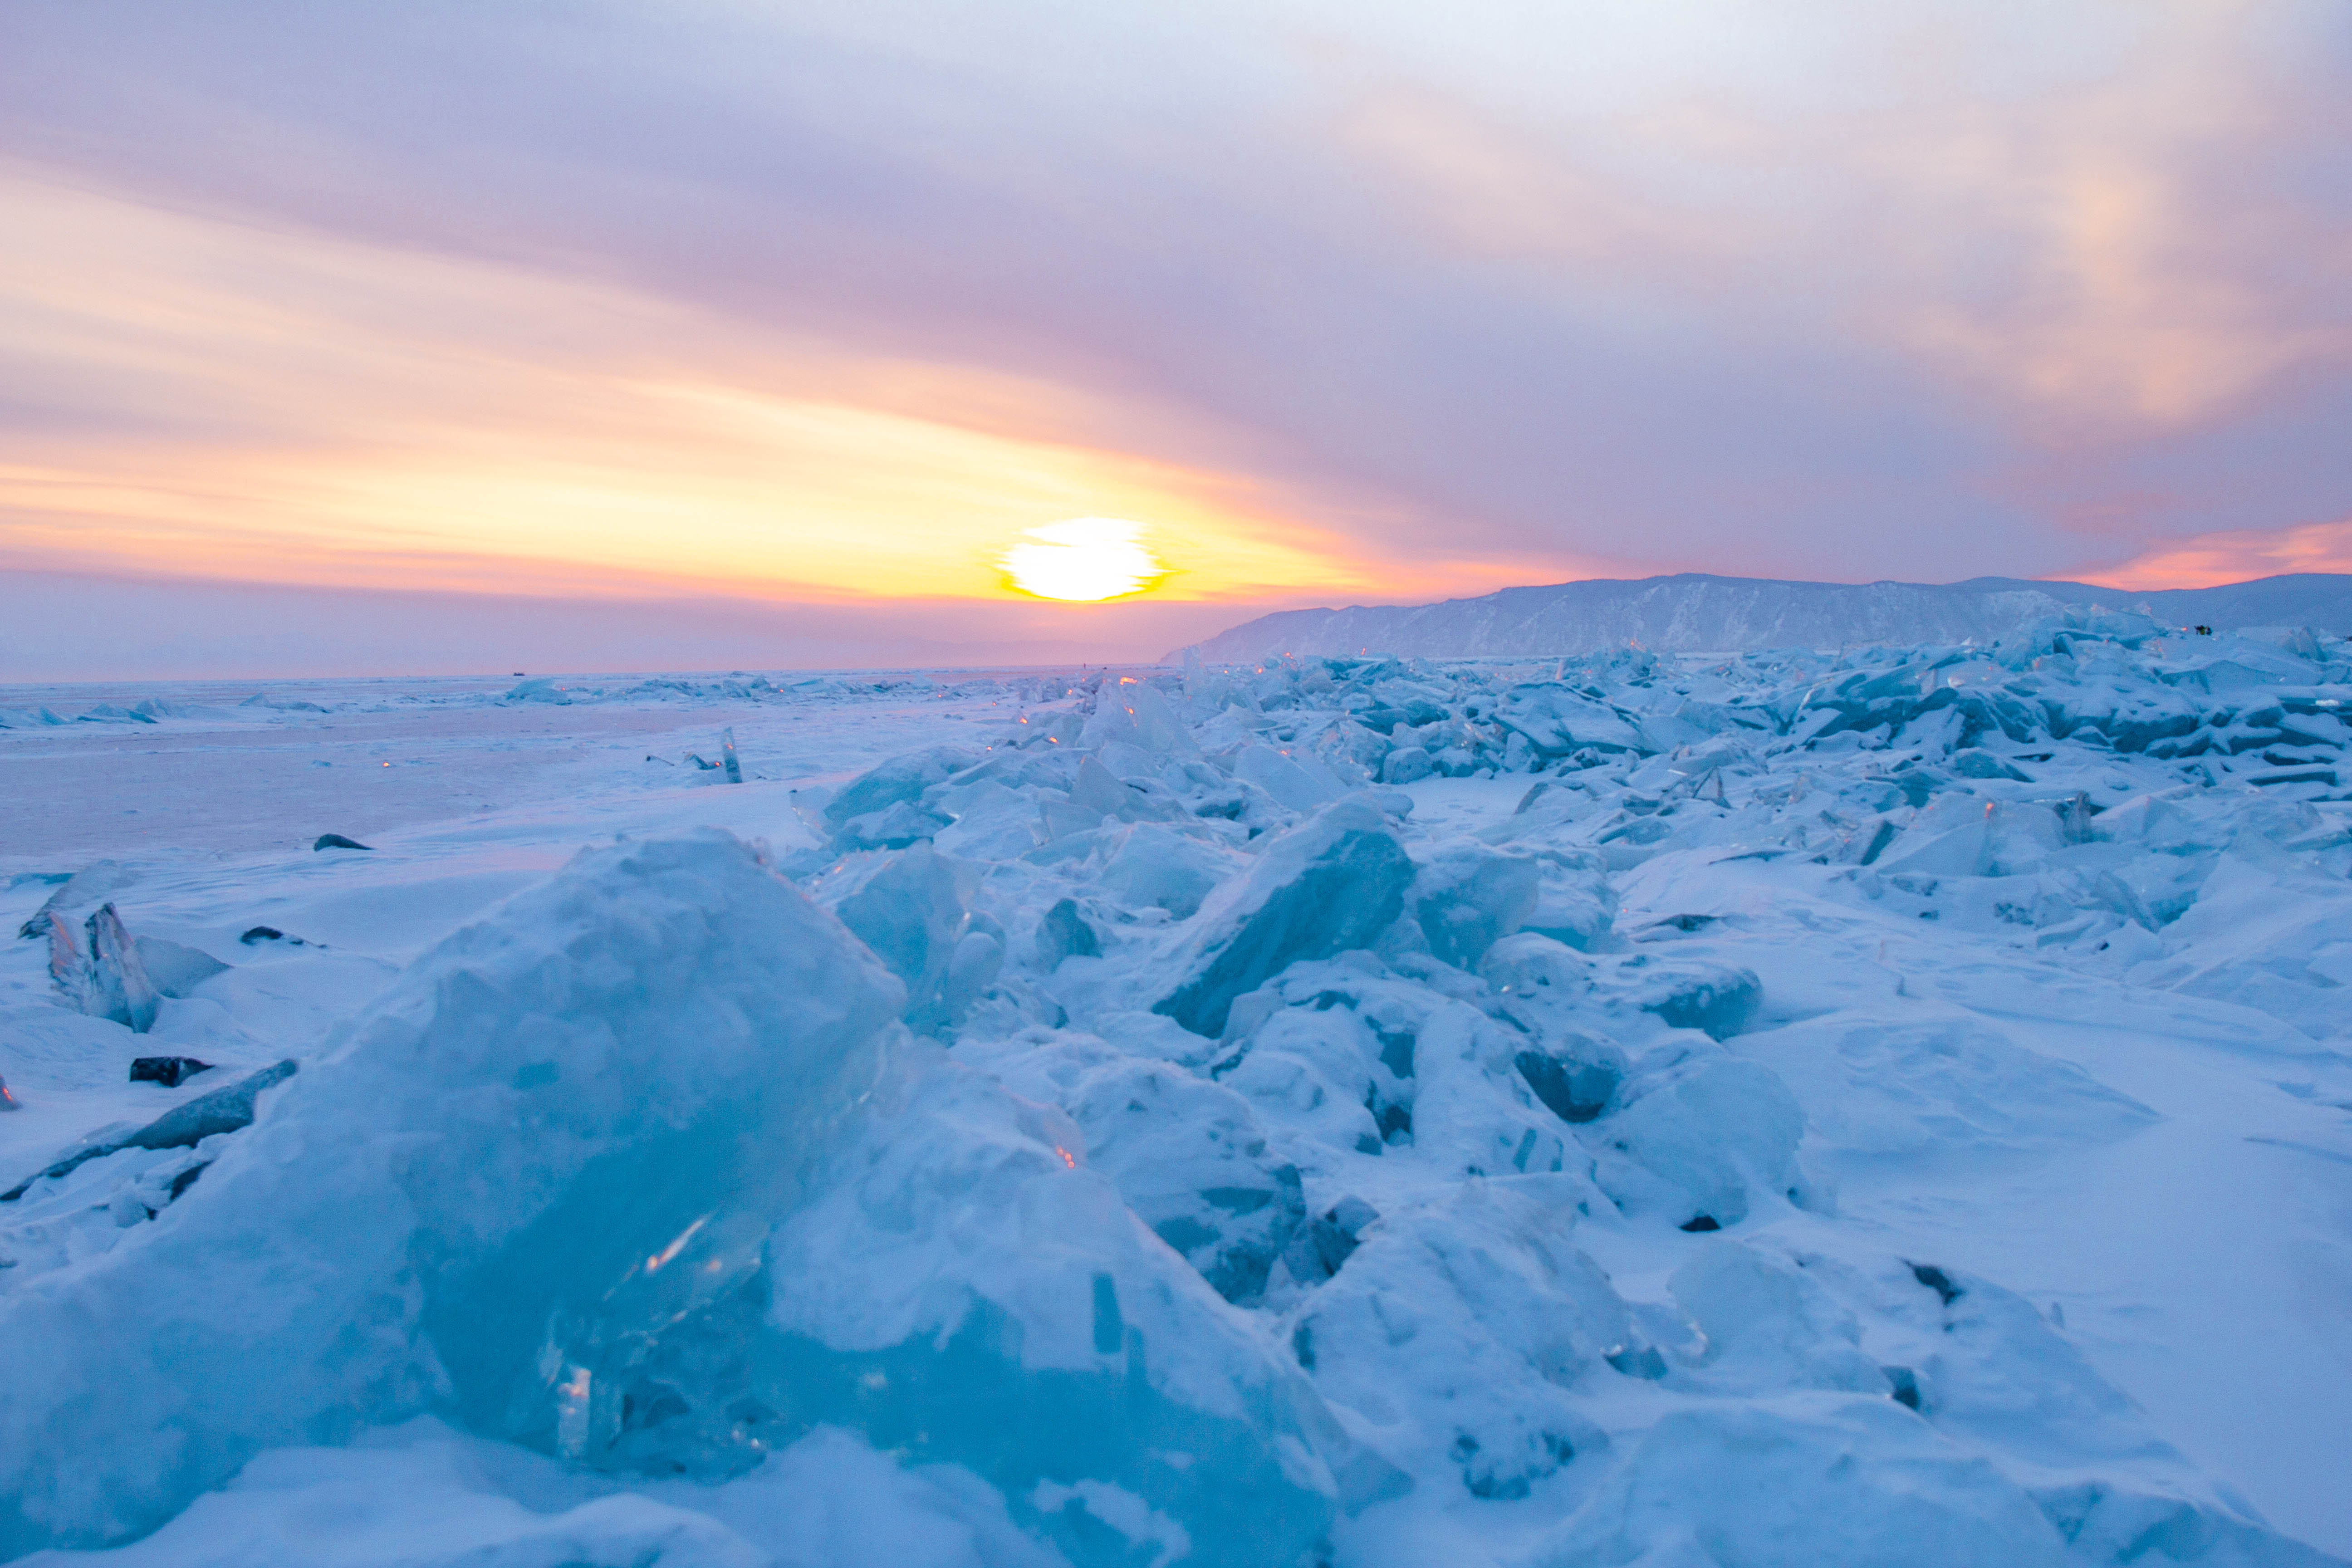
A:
2077 514 2352 589
0 0 2346 671
0 173 1479 605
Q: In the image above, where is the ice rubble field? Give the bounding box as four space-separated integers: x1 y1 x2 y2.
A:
3 613 2350 1568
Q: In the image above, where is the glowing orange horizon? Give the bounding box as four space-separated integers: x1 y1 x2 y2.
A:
0 175 1586 616
2065 516 2352 593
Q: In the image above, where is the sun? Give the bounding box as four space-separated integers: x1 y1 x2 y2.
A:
1001 517 1166 602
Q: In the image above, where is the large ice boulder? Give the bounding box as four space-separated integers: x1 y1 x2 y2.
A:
1667 1243 1888 1394
1381 745 1436 784
810 843 1000 1034
1156 800 1415 1038
1231 744 1348 814
0 831 906 1553
1479 934 1626 1127
1872 790 2057 882
2038 671 2200 753
83 904 160 1033
758 1060 1371 1564
1219 1002 1393 1161
1492 687 1648 759
0 833 1362 1566
1524 853 1615 950
1410 846 1540 969
1289 1183 1624 1500
1624 959 1764 1040
1097 823 1237 920
1589 1057 1806 1229
1078 679 1198 756
960 1035 1307 1305
822 746 980 848
1406 1002 1575 1180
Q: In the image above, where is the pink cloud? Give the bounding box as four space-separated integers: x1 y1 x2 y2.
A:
2073 516 2352 591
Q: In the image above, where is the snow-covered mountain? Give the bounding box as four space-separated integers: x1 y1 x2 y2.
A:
1177 572 2352 662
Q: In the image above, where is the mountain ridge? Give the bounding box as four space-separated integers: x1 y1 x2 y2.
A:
1173 571 2352 662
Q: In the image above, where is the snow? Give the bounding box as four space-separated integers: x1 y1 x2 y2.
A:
11 1420 1061 1568
1180 571 2352 662
2 615 2349 1566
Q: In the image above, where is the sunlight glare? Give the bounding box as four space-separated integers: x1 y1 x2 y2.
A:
1002 517 1164 601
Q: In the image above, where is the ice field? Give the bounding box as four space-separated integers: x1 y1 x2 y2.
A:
2 608 2349 1568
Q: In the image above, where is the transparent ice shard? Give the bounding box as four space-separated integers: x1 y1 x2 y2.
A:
1156 801 1414 1038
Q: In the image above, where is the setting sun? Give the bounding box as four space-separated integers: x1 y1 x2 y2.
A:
1001 516 1165 601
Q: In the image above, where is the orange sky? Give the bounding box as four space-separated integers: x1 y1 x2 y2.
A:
0 173 1589 616
3 0 2348 664
2072 518 2352 591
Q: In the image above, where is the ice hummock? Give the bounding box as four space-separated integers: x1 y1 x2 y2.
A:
8 616 2352 1568
1154 799 1415 1038
0 832 897 1550
0 832 1367 1568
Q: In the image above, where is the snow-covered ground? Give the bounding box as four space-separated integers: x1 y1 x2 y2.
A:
2 616 2348 1568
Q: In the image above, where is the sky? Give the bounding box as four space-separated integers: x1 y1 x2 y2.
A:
4 0 2350 676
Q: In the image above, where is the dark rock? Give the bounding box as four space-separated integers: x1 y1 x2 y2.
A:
240 926 287 945
130 1057 215 1088
1679 1215 1722 1233
312 834 373 851
1885 1365 1922 1410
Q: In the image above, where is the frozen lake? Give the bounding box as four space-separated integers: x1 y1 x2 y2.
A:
3 633 2348 1567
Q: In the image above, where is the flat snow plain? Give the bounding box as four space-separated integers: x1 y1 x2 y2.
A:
1 619 2347 1568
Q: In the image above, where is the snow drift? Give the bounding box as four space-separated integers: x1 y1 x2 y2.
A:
6 606 2351 1567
